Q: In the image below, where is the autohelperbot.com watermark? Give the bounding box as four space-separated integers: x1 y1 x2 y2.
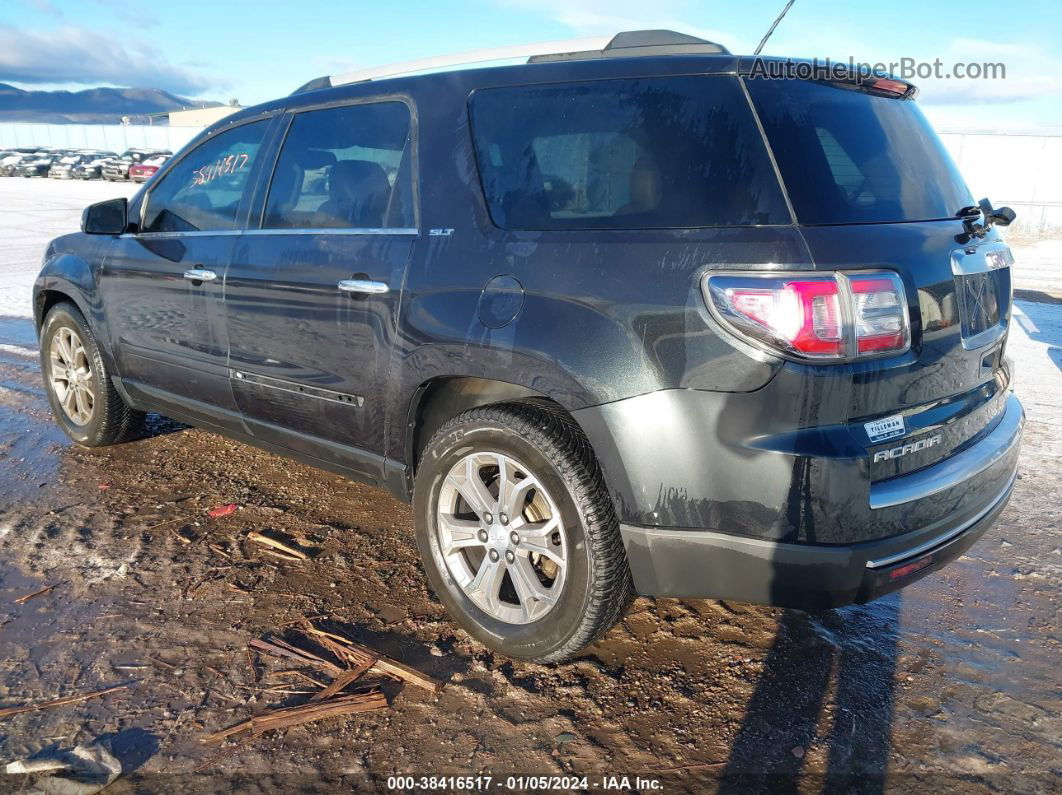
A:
749 56 1007 83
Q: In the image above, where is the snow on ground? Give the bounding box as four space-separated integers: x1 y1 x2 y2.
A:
1008 238 1062 296
0 177 137 319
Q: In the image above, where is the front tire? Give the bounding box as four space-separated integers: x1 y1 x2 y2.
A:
40 302 145 447
414 401 632 663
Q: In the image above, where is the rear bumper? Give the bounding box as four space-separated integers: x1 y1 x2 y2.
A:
621 466 1016 607
618 395 1022 607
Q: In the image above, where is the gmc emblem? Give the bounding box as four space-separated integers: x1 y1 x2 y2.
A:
873 434 943 463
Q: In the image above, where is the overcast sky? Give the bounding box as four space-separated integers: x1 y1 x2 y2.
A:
2 0 1061 131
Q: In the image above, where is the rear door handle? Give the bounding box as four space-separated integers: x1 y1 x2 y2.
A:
183 268 218 282
337 279 389 295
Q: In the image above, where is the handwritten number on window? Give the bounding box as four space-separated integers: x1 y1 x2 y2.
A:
191 152 250 187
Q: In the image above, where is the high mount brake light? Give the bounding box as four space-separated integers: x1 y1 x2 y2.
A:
871 77 911 97
704 271 911 362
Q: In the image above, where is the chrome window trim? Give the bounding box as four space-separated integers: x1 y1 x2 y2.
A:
120 230 243 239
120 227 419 239
868 393 1023 511
244 227 418 236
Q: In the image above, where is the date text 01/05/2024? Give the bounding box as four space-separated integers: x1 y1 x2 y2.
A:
385 775 662 790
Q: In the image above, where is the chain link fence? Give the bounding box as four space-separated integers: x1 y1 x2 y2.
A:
940 131 1062 242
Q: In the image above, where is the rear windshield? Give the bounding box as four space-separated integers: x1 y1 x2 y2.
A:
745 78 973 225
469 76 790 230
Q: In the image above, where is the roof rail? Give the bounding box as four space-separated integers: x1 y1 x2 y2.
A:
293 30 729 94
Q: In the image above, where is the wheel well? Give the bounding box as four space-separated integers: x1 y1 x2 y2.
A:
35 289 74 329
408 377 564 470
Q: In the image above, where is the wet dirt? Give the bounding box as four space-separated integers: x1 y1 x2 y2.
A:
0 309 1059 793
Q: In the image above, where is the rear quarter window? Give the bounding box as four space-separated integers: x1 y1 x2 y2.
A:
745 77 974 225
469 76 790 230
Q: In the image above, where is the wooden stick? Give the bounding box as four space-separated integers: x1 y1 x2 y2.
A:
306 623 442 693
301 631 374 670
257 549 302 563
14 584 57 605
310 658 376 703
168 526 192 545
201 690 386 743
369 656 443 694
247 532 308 560
0 684 128 719
247 639 343 676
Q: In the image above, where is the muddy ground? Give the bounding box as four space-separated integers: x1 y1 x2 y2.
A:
0 181 1059 793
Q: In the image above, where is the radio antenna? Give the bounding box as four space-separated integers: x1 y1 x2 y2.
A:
754 0 798 55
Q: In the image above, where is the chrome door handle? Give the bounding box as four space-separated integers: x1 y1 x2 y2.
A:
337 279 389 295
183 268 218 282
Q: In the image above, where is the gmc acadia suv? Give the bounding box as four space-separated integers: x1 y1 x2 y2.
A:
33 31 1023 662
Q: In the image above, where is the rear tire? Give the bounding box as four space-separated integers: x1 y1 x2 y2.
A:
414 400 632 663
40 302 145 447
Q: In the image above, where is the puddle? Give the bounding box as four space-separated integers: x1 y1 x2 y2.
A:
0 565 100 649
0 315 38 350
0 403 67 503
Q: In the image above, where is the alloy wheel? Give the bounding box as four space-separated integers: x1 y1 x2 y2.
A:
437 451 568 624
49 327 95 425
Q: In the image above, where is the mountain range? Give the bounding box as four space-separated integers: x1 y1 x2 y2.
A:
0 84 222 124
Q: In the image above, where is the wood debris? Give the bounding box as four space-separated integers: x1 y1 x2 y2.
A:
199 620 444 764
202 690 387 744
309 659 376 703
302 622 443 693
247 531 307 561
13 584 57 605
247 638 344 676
168 526 193 544
0 685 128 719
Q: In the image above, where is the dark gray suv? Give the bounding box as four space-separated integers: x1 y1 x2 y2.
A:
34 31 1023 662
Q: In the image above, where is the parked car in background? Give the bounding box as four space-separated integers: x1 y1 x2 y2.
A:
1 152 38 176
34 30 1023 663
0 151 20 173
103 149 172 181
72 152 118 180
48 154 74 178
17 153 57 177
49 152 95 179
129 154 171 183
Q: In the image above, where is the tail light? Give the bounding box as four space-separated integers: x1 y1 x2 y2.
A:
703 271 910 362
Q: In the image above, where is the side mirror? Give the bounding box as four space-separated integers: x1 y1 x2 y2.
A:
81 197 128 235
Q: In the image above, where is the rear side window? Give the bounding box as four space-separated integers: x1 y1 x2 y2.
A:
142 121 267 233
469 76 789 230
745 78 974 224
263 101 414 230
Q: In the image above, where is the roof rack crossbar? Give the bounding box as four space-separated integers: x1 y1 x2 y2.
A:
306 30 728 92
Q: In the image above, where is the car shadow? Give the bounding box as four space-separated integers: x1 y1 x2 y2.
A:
715 598 900 793
1013 298 1062 374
